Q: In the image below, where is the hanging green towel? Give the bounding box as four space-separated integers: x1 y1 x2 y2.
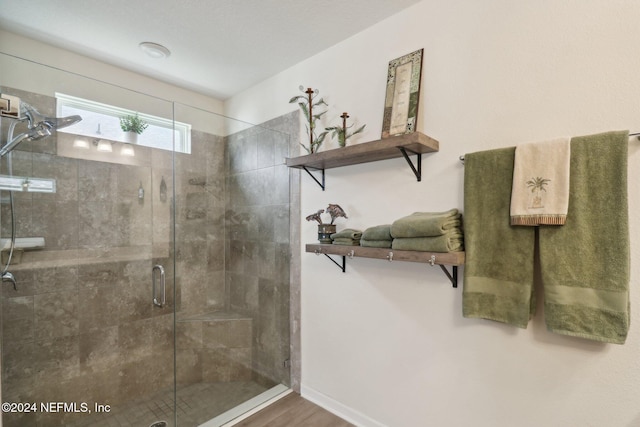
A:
362 224 393 241
463 147 536 328
540 131 630 344
360 239 393 248
463 131 630 344
390 209 461 238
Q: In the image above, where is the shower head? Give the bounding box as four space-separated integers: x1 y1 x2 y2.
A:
22 103 81 130
0 102 82 157
0 124 52 157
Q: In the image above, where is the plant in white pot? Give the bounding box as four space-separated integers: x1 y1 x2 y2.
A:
120 113 148 144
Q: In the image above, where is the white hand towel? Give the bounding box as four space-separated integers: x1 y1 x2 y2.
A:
510 137 571 226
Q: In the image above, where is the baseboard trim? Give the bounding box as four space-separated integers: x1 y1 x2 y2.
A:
301 385 386 427
210 384 292 427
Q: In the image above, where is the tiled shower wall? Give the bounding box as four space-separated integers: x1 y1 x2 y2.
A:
174 113 298 390
224 112 298 388
0 87 298 426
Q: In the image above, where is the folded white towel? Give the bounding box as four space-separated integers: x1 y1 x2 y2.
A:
510 137 571 226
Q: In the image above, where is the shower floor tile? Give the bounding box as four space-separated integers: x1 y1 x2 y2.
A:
67 381 268 427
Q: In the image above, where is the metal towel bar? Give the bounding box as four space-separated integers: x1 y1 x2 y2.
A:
459 132 640 164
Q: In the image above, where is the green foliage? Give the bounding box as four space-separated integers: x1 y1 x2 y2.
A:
289 86 329 153
119 113 149 134
325 123 366 147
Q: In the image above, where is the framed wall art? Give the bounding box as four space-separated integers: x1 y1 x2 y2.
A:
381 48 423 139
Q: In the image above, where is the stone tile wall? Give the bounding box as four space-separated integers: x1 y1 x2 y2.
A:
224 112 298 389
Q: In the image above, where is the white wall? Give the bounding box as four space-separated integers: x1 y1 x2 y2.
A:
0 30 226 134
227 1 640 426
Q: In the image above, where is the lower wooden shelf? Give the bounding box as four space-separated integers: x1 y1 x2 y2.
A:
305 243 465 288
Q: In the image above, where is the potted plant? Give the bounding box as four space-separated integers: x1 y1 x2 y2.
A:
289 85 329 154
326 112 366 148
305 204 348 243
120 113 148 144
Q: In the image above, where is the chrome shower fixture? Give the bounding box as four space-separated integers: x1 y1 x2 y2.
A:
0 124 52 157
21 102 82 131
0 97 82 157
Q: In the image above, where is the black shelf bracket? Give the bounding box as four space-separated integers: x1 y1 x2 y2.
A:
314 248 346 272
302 166 325 191
439 265 458 288
324 254 346 272
398 147 422 182
428 254 458 287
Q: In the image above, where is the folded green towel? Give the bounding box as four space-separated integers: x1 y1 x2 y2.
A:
360 239 392 248
390 209 461 238
330 228 363 240
362 224 392 241
463 131 630 344
391 232 464 253
332 238 361 246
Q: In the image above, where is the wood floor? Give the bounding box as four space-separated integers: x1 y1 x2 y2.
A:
234 392 354 427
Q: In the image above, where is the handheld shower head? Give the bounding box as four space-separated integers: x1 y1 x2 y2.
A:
0 124 52 157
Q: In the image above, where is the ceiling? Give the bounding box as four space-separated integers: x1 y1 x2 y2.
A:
0 0 421 100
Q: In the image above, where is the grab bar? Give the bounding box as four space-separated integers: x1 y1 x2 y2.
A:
152 265 165 308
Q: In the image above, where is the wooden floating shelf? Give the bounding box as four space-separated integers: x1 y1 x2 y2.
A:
306 244 464 265
286 132 438 170
306 243 464 288
285 132 439 189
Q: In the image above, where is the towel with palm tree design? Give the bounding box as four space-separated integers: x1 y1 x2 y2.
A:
510 137 571 225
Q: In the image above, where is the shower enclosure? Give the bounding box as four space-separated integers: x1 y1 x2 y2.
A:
0 53 298 427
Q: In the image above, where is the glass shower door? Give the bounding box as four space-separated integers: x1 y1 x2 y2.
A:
0 52 294 427
0 53 177 427
172 103 292 426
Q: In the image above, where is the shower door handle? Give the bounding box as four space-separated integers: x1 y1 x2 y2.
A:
152 265 165 308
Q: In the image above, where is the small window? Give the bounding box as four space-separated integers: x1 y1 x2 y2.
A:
55 93 191 154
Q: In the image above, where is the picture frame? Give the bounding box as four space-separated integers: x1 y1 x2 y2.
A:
381 48 423 139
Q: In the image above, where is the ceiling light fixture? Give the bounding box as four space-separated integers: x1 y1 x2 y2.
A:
139 42 171 59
